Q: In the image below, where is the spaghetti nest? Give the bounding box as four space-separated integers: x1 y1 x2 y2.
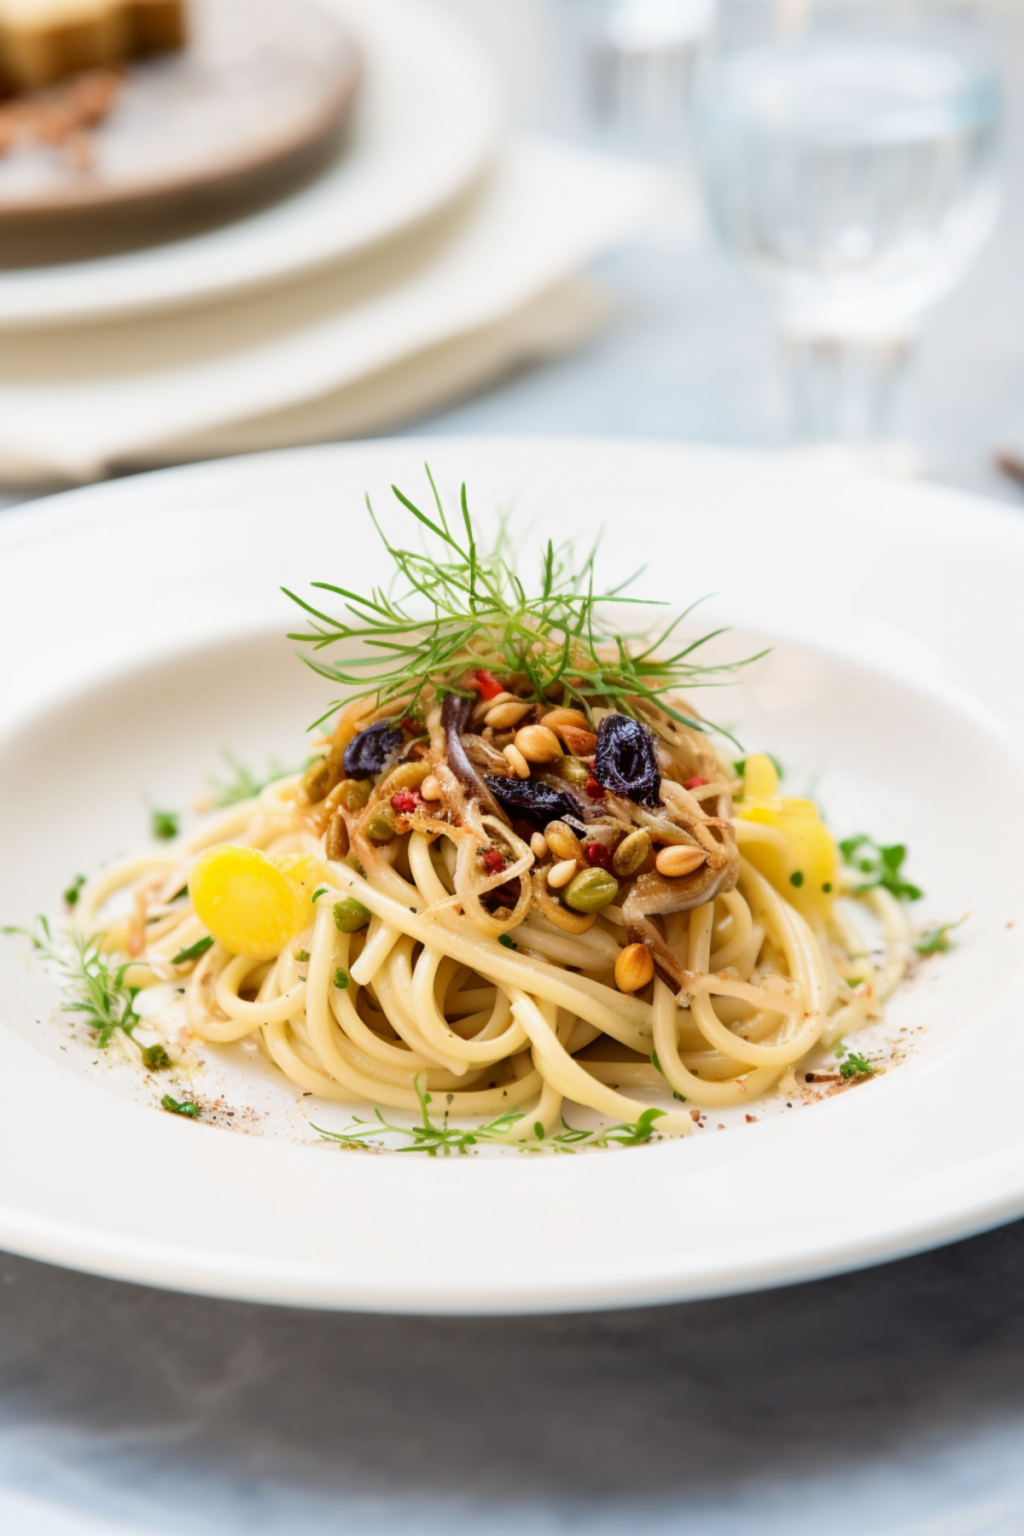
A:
77 681 909 1143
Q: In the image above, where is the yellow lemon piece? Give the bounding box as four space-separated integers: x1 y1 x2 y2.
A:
742 751 781 799
738 754 839 918
276 853 330 901
189 845 312 961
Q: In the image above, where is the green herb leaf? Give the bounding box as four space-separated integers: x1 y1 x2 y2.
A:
311 886 329 903
63 874 86 908
141 1044 172 1071
838 835 922 901
914 918 965 956
790 870 804 888
293 950 311 963
171 935 214 966
161 1095 202 1119
151 809 179 840
497 934 516 949
839 1052 874 1080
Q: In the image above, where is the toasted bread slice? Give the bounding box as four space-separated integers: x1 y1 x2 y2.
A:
0 0 185 93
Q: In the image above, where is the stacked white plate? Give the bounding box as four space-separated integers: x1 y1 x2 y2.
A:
0 0 666 484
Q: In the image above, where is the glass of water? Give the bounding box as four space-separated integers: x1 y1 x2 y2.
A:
694 0 1003 439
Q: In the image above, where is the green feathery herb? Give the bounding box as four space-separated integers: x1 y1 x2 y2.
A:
206 751 298 809
839 835 922 901
63 874 86 909
151 809 179 841
914 918 964 956
313 1078 666 1155
4 918 174 1069
284 470 762 733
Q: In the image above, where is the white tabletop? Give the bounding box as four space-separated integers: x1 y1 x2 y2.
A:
3 4 1024 1533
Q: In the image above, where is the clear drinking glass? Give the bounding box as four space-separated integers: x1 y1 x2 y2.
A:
694 0 1003 439
578 0 716 155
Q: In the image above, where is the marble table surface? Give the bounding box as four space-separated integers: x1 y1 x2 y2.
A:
4 5 1024 1533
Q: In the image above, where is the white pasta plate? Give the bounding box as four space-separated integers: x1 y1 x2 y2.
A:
1 437 1023 1315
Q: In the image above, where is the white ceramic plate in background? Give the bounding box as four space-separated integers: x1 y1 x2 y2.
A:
0 0 501 329
1 437 1023 1315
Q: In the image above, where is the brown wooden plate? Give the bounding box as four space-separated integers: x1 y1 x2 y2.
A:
0 0 360 225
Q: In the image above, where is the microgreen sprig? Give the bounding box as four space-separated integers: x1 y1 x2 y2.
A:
914 918 965 956
284 470 761 733
839 835 922 901
206 751 302 808
839 1051 875 1081
313 1078 666 1155
4 918 174 1070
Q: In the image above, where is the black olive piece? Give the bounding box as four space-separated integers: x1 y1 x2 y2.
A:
342 720 404 778
593 713 661 806
483 775 584 828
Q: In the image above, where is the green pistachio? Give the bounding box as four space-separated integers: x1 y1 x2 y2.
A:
338 778 373 812
564 868 619 913
554 755 591 789
364 807 397 843
612 828 652 878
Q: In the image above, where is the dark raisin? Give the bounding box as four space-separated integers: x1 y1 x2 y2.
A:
342 720 403 778
593 714 661 806
484 775 584 828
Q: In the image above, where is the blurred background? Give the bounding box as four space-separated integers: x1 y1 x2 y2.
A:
427 0 1015 487
0 0 1020 497
3 2 1024 1533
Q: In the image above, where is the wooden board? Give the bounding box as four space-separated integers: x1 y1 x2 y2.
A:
0 0 359 225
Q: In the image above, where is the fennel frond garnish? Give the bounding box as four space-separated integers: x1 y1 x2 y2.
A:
284 469 762 731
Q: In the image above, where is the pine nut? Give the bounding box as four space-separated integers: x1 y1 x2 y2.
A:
472 690 517 722
530 832 548 860
514 724 563 763
420 774 442 801
503 743 531 779
547 859 577 889
615 942 654 994
541 708 590 734
485 700 533 729
545 820 583 862
655 845 707 878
